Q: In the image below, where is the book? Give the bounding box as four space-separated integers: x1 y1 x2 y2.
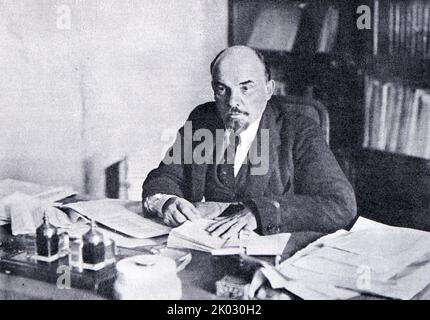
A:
386 83 404 152
247 3 302 51
373 0 379 55
397 87 412 153
424 2 430 57
317 5 339 53
370 78 382 149
404 87 421 155
414 89 430 158
423 1 430 58
381 82 397 150
395 1 401 54
363 75 373 148
389 1 395 55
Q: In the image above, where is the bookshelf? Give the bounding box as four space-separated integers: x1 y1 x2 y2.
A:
357 0 430 227
362 0 430 159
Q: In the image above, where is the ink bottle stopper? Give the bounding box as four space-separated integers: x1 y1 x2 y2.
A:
36 212 60 258
82 220 105 265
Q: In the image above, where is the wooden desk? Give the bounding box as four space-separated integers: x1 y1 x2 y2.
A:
0 224 323 300
2 223 430 300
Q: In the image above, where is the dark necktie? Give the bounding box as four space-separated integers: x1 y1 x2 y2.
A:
218 131 240 188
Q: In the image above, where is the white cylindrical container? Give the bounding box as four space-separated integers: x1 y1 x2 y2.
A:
114 255 182 300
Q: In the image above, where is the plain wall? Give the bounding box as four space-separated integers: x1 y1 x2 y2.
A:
0 0 228 197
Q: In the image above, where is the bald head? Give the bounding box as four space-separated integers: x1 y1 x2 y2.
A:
210 46 271 81
210 46 275 133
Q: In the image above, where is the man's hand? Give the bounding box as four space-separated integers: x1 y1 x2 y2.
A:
193 202 231 220
161 197 200 227
206 205 257 239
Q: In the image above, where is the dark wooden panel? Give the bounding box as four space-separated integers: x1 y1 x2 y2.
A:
355 149 430 229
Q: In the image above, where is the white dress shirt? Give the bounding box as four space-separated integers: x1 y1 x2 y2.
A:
144 115 263 215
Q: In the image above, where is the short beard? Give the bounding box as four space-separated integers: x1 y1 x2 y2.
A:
225 117 249 133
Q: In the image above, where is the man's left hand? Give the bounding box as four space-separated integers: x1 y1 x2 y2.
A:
206 205 257 239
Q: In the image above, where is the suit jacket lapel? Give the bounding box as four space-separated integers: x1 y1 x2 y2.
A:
242 102 281 198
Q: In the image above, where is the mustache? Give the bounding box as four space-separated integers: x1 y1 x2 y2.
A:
228 107 249 116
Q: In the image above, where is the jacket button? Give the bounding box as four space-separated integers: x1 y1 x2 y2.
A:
266 224 280 234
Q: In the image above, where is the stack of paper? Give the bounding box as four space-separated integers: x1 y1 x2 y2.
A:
0 192 78 235
0 178 76 229
167 220 290 256
0 178 76 203
270 218 430 300
0 183 169 248
62 221 167 249
59 199 171 240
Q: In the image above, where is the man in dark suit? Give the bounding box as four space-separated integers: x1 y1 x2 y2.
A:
142 46 356 239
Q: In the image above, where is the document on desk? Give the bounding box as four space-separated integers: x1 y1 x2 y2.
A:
0 192 77 235
63 222 167 248
266 218 430 300
168 220 231 252
168 220 290 255
60 200 171 239
244 232 290 256
0 178 76 203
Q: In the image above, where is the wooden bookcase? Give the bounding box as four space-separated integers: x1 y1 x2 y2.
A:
356 0 430 229
228 0 430 229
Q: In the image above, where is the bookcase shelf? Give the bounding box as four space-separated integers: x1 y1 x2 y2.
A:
364 55 430 88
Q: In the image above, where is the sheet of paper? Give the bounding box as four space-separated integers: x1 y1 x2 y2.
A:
322 228 430 280
209 230 290 256
257 262 360 300
168 220 227 251
350 216 393 232
275 262 361 300
310 246 393 278
337 259 430 300
61 200 171 239
58 217 168 249
245 232 290 256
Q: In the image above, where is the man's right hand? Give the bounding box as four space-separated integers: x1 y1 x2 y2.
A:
161 197 200 227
